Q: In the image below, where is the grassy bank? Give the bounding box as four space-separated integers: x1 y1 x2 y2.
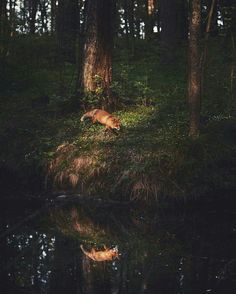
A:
46 106 236 202
1 36 236 203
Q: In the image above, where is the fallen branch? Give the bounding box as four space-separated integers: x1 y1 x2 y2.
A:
54 193 133 208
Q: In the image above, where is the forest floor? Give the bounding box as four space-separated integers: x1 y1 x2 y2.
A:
0 37 236 204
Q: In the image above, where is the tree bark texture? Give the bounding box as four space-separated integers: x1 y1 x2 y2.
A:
188 0 201 138
81 0 114 101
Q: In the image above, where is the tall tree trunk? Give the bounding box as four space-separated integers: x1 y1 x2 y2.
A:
23 0 29 33
75 0 83 92
29 0 39 34
57 0 79 62
156 4 160 34
135 18 141 39
127 0 135 54
0 0 8 74
145 0 155 40
39 0 48 34
123 0 135 52
124 0 129 45
176 0 188 40
188 0 201 138
159 0 178 63
207 0 218 36
9 0 17 36
51 0 57 34
135 0 144 38
0 0 7 37
80 0 114 107
160 0 188 62
201 0 216 95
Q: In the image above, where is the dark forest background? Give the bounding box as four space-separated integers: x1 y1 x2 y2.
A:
0 0 236 204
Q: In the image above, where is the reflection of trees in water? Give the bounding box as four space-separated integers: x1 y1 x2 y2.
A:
0 229 55 293
49 205 125 293
82 256 113 294
48 204 183 293
1 204 236 293
48 235 83 294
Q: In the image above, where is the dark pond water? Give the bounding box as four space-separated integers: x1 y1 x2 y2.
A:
0 198 236 294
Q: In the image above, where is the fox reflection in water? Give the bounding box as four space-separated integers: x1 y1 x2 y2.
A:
80 245 119 262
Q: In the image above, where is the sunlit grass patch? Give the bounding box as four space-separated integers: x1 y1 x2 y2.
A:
117 105 157 127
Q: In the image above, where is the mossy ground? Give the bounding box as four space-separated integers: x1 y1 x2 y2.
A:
1 36 236 203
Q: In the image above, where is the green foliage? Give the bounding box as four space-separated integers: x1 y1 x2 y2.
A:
1 36 236 202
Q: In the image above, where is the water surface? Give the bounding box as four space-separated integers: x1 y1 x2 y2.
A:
0 199 236 294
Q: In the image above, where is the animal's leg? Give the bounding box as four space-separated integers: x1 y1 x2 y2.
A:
104 126 111 137
92 117 97 123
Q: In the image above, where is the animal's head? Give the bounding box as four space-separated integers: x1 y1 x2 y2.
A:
110 247 119 260
111 118 121 131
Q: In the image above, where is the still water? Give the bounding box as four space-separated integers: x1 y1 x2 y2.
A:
0 199 236 294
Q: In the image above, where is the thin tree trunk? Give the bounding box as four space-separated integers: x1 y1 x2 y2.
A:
127 0 135 54
145 0 155 40
206 0 218 36
9 0 17 36
160 0 178 63
188 0 201 138
230 33 235 103
39 0 48 34
124 0 129 45
156 4 160 34
29 0 39 34
0 0 7 37
160 0 188 62
51 0 57 34
0 0 8 72
135 18 141 39
57 0 79 62
201 0 216 96
176 0 188 40
75 0 83 93
206 0 217 36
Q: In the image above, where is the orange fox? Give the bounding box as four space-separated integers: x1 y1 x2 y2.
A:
80 245 119 262
80 109 121 131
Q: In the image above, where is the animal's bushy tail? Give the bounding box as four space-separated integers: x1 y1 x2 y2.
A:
80 113 87 122
80 112 92 121
80 244 86 253
80 110 96 122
